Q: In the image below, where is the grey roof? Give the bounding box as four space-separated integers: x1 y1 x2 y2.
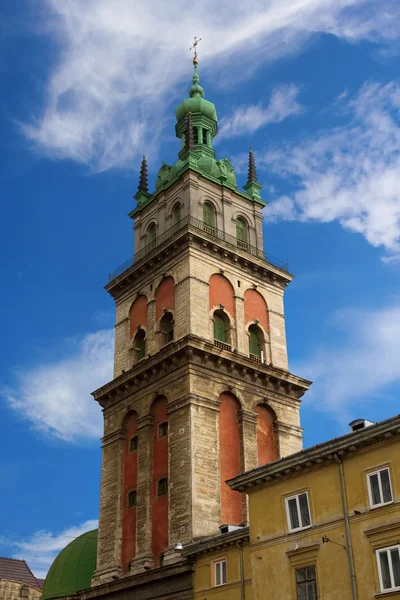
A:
0 557 42 589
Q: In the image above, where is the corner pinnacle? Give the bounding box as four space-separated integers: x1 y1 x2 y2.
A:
247 146 258 183
138 155 149 193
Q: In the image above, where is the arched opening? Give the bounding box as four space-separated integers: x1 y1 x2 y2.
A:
236 217 248 249
213 310 231 348
160 312 174 346
173 203 181 226
202 129 208 144
248 324 265 361
121 411 138 572
256 404 277 465
147 223 157 249
203 202 215 232
133 328 146 360
219 392 243 525
129 295 147 340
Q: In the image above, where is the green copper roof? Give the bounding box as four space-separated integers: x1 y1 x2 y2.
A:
41 530 98 600
175 64 217 123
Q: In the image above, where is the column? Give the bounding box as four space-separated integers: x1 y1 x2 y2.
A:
234 295 246 354
113 317 130 377
146 299 157 356
238 409 258 523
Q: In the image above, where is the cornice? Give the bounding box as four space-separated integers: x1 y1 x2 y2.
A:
182 527 250 558
91 335 311 410
228 415 400 492
101 428 124 447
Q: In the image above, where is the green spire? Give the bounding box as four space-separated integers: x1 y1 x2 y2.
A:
189 64 204 98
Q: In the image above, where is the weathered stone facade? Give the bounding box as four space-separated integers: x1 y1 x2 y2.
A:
0 580 42 600
91 168 311 589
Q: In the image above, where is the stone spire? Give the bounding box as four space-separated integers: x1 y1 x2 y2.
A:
247 146 258 183
184 112 195 152
138 156 149 193
243 146 263 201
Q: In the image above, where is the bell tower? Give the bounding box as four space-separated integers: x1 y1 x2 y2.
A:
91 57 311 586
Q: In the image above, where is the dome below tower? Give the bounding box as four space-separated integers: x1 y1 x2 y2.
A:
41 530 98 600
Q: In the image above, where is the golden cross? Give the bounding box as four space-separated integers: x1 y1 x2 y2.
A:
190 36 202 64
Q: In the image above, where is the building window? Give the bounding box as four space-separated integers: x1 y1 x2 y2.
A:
296 566 318 600
147 223 157 249
285 492 311 532
214 559 227 587
157 477 168 496
160 312 174 345
158 421 168 439
127 490 137 507
236 217 248 248
173 203 181 225
248 323 264 359
367 467 393 508
134 328 146 360
203 202 215 231
129 435 138 452
376 545 400 593
213 311 227 343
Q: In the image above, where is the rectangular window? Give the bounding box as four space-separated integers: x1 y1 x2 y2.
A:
285 492 311 532
129 435 138 452
367 468 393 508
158 422 168 439
127 490 137 507
377 546 400 592
296 566 318 600
157 477 168 497
214 559 227 587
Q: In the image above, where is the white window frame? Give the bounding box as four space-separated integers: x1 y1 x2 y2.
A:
213 559 227 587
285 491 312 533
376 545 400 593
367 467 393 509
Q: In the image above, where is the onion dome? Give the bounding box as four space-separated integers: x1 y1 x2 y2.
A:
41 530 98 600
175 64 217 124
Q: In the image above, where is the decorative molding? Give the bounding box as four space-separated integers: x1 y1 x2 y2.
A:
101 428 125 447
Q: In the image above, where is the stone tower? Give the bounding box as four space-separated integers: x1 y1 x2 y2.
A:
91 60 311 587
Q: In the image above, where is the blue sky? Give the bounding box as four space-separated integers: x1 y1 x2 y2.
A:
1 0 400 578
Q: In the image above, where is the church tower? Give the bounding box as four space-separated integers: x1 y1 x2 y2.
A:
91 55 311 586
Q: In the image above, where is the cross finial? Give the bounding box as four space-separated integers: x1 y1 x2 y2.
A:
190 36 202 64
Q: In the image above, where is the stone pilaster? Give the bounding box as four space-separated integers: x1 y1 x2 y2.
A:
269 309 288 370
174 278 190 340
234 295 246 354
146 299 156 356
114 317 129 378
275 420 303 457
91 429 124 586
238 409 258 522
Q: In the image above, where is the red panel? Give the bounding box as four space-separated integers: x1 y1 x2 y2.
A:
151 397 169 564
155 277 175 321
219 393 242 525
129 295 148 339
244 289 269 333
121 412 138 572
209 274 235 317
256 405 276 466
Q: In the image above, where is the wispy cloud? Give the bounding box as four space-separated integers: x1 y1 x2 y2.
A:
293 302 400 424
2 330 113 441
262 81 400 259
21 0 400 170
1 520 98 579
219 85 302 140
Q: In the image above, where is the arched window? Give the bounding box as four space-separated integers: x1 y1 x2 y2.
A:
133 328 146 360
160 312 174 345
173 203 181 226
236 217 248 248
203 202 215 231
248 324 264 360
147 223 157 249
213 310 230 348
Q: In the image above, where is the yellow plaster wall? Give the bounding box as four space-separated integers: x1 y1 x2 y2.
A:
246 437 400 600
193 543 253 600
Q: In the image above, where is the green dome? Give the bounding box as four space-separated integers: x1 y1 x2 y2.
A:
42 530 98 600
175 65 217 123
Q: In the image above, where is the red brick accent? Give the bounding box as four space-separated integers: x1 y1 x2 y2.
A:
244 289 269 333
121 412 138 572
219 393 243 525
151 397 169 563
256 404 276 465
129 295 148 339
209 274 236 317
155 277 175 321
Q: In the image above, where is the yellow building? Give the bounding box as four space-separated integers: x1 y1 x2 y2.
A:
187 415 400 600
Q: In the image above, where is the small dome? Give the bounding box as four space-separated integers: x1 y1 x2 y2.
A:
41 530 98 600
175 65 217 123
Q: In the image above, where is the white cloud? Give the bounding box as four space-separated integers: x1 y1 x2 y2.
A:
2 330 113 441
22 0 400 170
293 302 400 424
262 81 400 259
219 85 302 139
1 520 98 579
